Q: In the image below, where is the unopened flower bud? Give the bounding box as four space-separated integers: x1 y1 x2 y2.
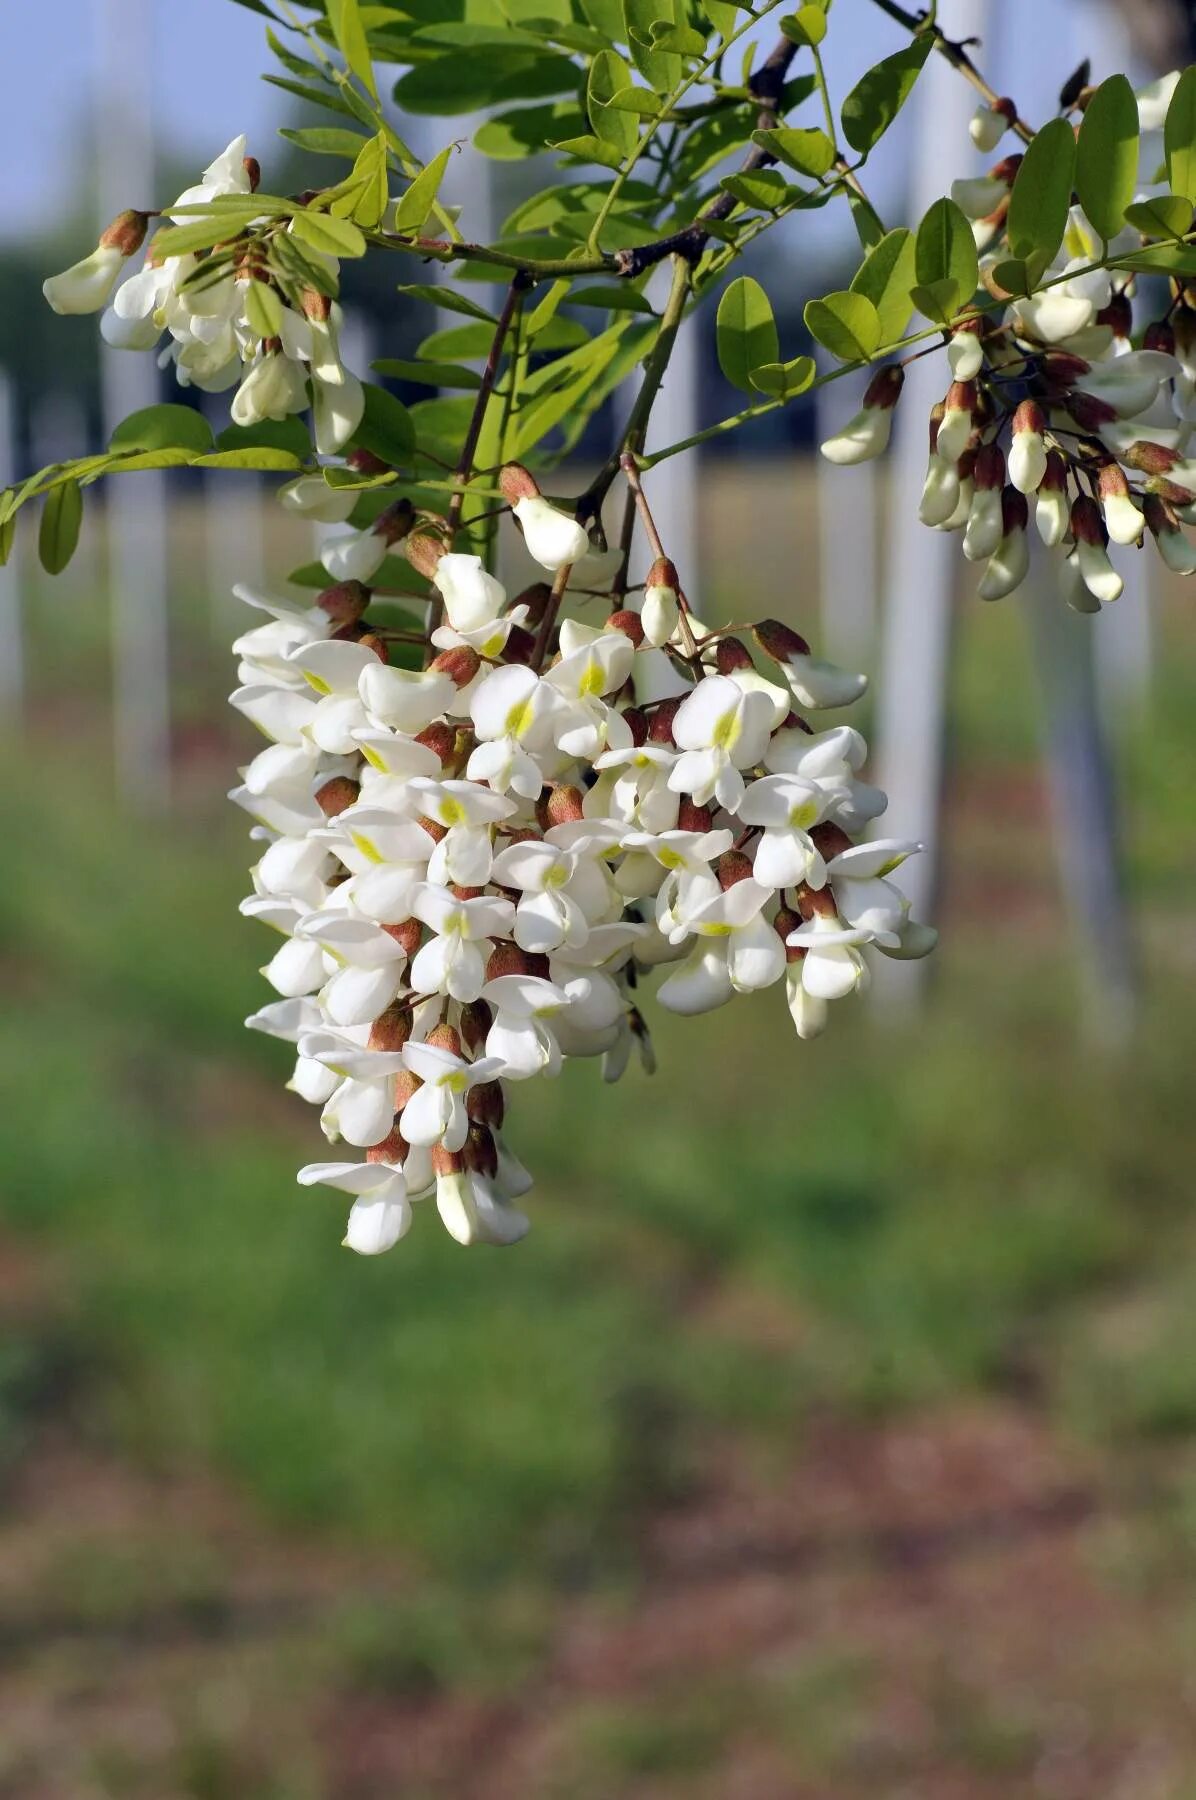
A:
936 381 978 465
647 697 682 743
948 322 984 382
464 1121 500 1181
315 776 361 817
819 364 904 466
1123 439 1182 477
714 636 754 675
1097 463 1145 545
368 1005 413 1055
1096 292 1133 340
541 784 585 827
716 850 754 890
1144 493 1196 573
962 443 1006 561
1035 451 1069 546
677 798 713 833
459 1001 492 1054
1071 495 1123 603
426 1022 462 1058
405 526 448 580
977 489 1029 600
605 608 644 647
500 463 589 571
467 1079 505 1129
242 155 261 192
43 209 149 315
1008 400 1048 494
1064 390 1117 432
429 645 481 688
382 919 422 959
348 448 391 476
1144 319 1176 356
969 96 1016 152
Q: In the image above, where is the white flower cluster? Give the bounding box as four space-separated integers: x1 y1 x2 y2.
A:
234 463 936 1256
42 137 365 455
821 71 1196 609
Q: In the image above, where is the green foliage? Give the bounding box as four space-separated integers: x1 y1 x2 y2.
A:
1165 65 1196 203
1006 116 1076 264
849 227 917 344
804 290 881 361
913 195 978 323
1075 75 1138 243
37 478 83 574
840 36 932 155
716 276 778 391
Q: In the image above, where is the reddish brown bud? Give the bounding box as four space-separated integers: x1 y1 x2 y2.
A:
450 884 485 901
797 880 838 921
498 462 540 504
1041 351 1091 385
381 919 422 958
375 498 415 547
621 705 649 746
606 608 644 646
541 784 585 827
647 697 682 743
928 401 945 454
1065 390 1117 431
1097 462 1131 502
300 287 333 323
646 556 679 592
1096 291 1132 338
753 617 810 663
464 1121 499 1180
414 722 456 768
1070 494 1106 546
863 363 904 410
1143 492 1181 536
242 155 261 192
99 208 149 256
1123 439 1181 476
348 448 390 476
1012 399 1046 438
367 1121 409 1165
513 581 553 628
1144 319 1176 355
774 905 804 962
485 943 534 982
431 1144 464 1179
467 1080 505 1129
426 1022 462 1057
1001 487 1029 534
315 776 361 817
945 379 978 416
988 153 1024 185
716 850 754 889
809 822 853 861
317 579 371 627
459 1000 492 1054
405 527 447 578
677 799 713 833
714 635 753 674
368 1005 413 1054
393 1069 421 1110
430 645 481 689
1144 475 1196 504
357 631 388 663
1040 448 1068 492
973 443 1006 491
503 625 537 665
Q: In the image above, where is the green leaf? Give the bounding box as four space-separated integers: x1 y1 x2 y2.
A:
290 208 367 258
0 512 14 568
150 214 258 259
1123 194 1194 239
278 125 371 159
350 384 417 465
192 448 304 470
988 259 1030 298
398 284 497 322
604 86 662 116
393 146 454 234
1113 241 1196 277
909 278 960 323
1165 66 1196 204
244 280 284 340
474 102 585 159
841 36 932 156
720 167 796 209
753 124 835 178
804 290 881 361
393 50 581 115
1075 74 1139 242
849 226 916 343
216 417 313 457
716 276 779 392
39 478 83 575
623 0 680 91
1006 116 1076 263
779 6 826 47
109 404 214 455
326 0 378 98
915 196 978 310
588 48 638 153
568 283 657 312
341 131 391 228
748 354 816 398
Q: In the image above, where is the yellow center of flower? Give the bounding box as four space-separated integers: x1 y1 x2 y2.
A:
711 708 739 751
789 799 819 829
439 797 467 827
506 698 537 737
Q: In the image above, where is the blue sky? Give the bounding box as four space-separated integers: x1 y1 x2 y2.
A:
6 0 1155 247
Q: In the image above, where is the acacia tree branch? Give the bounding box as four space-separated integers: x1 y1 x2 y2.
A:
864 0 1036 142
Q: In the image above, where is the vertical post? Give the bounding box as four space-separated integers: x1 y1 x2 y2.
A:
1022 561 1137 1044
96 0 171 809
0 373 25 717
815 378 878 667
639 273 700 609
870 2 985 1012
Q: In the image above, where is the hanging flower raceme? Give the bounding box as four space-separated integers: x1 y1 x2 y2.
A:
226 456 935 1258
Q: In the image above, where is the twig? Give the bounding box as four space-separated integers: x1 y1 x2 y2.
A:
864 0 1035 142
530 560 573 670
620 455 699 658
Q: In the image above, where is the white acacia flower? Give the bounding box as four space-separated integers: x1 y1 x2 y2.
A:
513 495 590 571
467 664 562 799
481 972 573 1079
300 1029 410 1148
278 474 359 523
657 877 784 1014
399 1041 505 1151
320 528 390 584
784 914 874 1001
434 554 509 633
404 776 517 888
408 887 515 1002
490 822 621 953
359 661 456 735
298 1158 417 1256
294 911 411 1027
287 639 378 754
667 674 774 809
764 724 887 833
825 839 922 941
590 741 679 835
231 351 309 428
545 628 636 757
735 774 833 888
434 1166 530 1247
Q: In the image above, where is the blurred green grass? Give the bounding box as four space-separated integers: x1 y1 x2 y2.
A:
4 488 1196 1793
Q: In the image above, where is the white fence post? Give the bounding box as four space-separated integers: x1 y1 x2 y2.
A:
0 374 25 717
97 0 171 810
816 378 877 668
